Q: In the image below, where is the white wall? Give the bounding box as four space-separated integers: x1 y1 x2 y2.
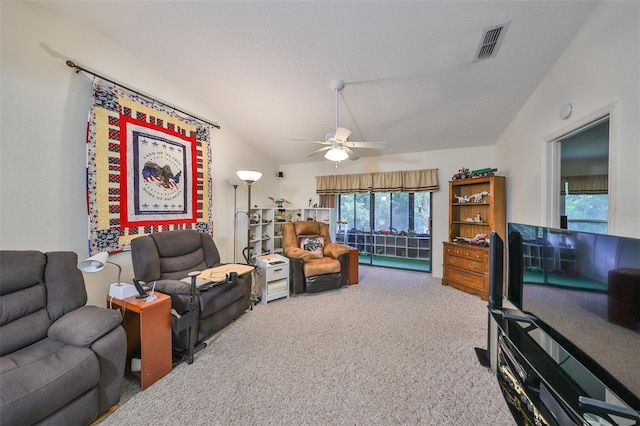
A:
279 146 496 278
495 1 640 237
3 1 638 304
0 2 279 306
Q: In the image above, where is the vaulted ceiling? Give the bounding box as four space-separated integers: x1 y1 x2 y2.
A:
32 0 598 164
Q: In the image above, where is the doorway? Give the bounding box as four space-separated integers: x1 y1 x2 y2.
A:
544 105 616 234
560 119 609 233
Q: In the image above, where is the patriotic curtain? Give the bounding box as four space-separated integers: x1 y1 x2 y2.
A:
86 79 213 254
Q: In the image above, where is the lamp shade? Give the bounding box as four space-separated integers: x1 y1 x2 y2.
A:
324 147 349 162
236 170 262 183
227 176 243 187
77 252 109 273
77 252 138 299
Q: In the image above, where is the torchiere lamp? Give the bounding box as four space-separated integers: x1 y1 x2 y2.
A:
236 170 262 264
227 176 243 263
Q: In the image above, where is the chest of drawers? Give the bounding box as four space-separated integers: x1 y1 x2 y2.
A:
442 242 489 300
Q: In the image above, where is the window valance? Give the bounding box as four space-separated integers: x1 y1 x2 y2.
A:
316 169 439 194
561 175 608 195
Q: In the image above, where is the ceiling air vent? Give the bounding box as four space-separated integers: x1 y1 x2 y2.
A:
474 21 510 62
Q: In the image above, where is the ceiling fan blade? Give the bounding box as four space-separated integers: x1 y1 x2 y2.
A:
344 141 389 149
290 138 331 145
334 127 352 142
304 146 332 157
343 146 360 161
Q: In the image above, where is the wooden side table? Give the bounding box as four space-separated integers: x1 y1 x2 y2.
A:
348 247 359 285
107 292 172 390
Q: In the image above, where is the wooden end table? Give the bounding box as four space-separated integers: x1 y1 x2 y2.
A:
348 247 359 285
107 292 172 390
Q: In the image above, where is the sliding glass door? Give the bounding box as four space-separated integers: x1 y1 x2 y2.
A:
336 192 431 272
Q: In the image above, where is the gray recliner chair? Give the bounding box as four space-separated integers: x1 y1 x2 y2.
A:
0 250 126 426
131 230 251 364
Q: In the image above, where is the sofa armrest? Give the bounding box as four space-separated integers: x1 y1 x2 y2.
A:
288 257 306 294
48 306 122 347
149 279 198 316
284 247 318 262
324 243 349 259
153 279 193 296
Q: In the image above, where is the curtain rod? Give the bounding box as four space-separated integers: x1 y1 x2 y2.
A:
66 60 221 129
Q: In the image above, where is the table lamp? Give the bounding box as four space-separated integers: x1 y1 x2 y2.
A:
77 252 138 299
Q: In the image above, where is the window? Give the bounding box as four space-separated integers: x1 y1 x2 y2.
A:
339 194 370 230
564 193 608 234
338 192 429 233
413 192 431 234
374 193 390 231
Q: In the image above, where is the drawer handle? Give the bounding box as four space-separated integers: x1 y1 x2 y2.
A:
457 275 466 281
273 268 283 272
449 259 457 264
469 264 478 269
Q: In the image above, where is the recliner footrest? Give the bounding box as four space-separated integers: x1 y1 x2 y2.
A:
305 273 341 293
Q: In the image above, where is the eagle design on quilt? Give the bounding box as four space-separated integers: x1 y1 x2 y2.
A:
141 161 181 189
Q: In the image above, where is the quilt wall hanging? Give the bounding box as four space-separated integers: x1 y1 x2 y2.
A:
86 79 212 254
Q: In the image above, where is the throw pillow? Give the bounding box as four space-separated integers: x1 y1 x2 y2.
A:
299 235 324 258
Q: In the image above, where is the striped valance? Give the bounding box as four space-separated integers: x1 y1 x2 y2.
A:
561 175 608 195
316 169 439 194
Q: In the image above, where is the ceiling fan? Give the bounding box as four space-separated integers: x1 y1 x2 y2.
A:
294 80 389 164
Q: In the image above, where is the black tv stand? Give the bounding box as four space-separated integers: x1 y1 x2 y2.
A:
490 307 532 323
491 309 640 426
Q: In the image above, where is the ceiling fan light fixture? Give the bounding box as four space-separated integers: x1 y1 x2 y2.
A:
324 147 349 162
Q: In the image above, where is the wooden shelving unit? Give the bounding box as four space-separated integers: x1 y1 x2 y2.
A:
442 176 506 300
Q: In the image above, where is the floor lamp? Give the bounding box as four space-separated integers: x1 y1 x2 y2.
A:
236 170 262 264
227 176 243 263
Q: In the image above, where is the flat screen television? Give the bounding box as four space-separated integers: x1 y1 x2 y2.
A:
506 223 640 408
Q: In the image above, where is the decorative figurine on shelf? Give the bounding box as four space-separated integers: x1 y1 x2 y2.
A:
250 213 261 224
470 191 489 203
453 233 488 246
309 198 312 207
454 195 470 203
268 197 291 208
471 167 497 177
452 168 472 180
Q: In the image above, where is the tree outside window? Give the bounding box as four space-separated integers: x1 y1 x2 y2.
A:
565 194 608 234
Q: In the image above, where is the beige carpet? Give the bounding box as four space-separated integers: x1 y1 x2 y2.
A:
101 266 516 425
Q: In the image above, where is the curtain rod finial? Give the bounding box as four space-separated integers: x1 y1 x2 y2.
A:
66 60 77 68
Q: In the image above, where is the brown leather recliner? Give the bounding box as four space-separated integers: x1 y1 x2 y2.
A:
131 230 251 363
282 221 349 293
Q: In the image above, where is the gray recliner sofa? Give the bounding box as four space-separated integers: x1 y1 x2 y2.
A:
0 251 126 425
131 230 252 363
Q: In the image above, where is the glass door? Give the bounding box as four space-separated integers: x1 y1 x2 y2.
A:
337 192 431 272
